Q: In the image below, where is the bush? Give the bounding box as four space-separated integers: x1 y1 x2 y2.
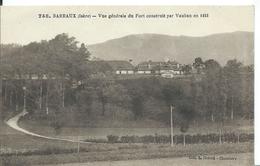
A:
107 135 119 143
117 132 254 144
50 120 63 135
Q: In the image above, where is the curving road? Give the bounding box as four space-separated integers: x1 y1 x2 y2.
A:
5 110 90 144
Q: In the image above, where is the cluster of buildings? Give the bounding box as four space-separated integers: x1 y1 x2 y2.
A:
3 60 203 80
104 60 185 78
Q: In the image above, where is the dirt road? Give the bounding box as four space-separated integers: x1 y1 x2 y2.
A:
5 110 90 144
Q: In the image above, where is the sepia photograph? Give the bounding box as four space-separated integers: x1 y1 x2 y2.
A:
0 6 254 166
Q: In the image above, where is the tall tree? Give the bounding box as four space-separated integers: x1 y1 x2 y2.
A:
193 57 204 74
204 59 222 122
223 59 243 120
46 33 91 108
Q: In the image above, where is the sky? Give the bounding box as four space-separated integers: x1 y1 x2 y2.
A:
1 6 254 45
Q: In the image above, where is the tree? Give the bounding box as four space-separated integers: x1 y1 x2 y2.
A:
194 57 203 64
0 33 93 117
75 88 94 115
91 75 112 116
177 101 195 146
120 79 147 120
182 65 192 74
193 57 204 74
161 83 184 107
190 77 206 121
79 43 91 59
89 74 129 116
46 33 91 108
218 70 228 121
203 59 222 122
127 86 145 120
223 59 243 120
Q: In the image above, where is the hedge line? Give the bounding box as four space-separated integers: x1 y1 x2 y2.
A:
107 133 254 144
0 147 89 156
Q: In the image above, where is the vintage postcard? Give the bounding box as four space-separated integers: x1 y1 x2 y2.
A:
0 6 254 166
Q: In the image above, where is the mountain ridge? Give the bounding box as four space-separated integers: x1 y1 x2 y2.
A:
88 31 254 65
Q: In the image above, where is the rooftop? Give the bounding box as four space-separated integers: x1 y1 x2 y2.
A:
106 60 134 70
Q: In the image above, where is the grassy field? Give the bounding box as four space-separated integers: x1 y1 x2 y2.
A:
0 117 254 166
45 153 254 166
19 115 253 140
0 141 253 165
0 109 254 165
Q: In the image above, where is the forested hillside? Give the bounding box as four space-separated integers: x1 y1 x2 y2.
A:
0 33 254 131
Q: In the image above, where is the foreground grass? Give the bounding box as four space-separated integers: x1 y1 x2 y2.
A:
45 153 254 166
0 117 254 166
0 142 253 166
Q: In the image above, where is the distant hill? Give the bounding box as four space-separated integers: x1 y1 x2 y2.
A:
88 31 254 66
